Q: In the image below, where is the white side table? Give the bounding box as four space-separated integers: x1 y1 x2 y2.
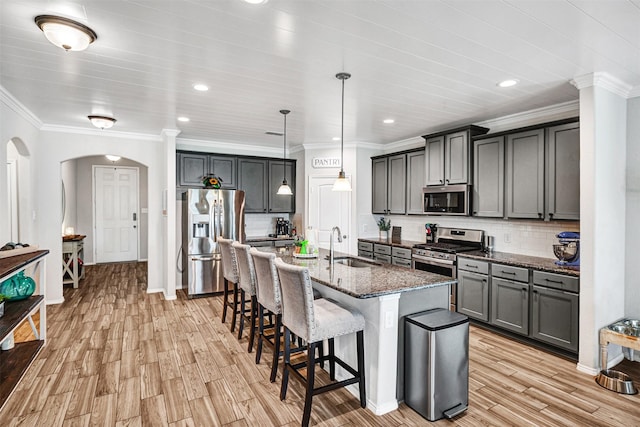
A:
62 239 85 288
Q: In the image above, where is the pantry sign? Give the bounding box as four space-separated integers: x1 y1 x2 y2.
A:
312 157 341 168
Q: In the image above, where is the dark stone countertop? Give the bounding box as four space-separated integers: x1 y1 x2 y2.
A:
458 250 580 277
259 247 454 299
246 236 295 242
357 237 424 250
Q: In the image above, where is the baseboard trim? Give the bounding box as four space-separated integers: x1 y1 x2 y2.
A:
46 297 65 305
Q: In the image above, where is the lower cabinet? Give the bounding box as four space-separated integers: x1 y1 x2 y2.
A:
458 270 489 322
357 241 374 259
391 247 412 268
531 285 579 352
490 278 529 335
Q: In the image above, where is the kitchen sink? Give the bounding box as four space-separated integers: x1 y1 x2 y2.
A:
327 256 380 268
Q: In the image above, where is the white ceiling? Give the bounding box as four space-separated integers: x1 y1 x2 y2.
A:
2 0 640 149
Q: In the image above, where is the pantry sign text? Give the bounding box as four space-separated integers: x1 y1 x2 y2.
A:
312 157 341 168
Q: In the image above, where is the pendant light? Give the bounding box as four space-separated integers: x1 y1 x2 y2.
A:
276 109 293 196
332 72 352 192
35 15 97 52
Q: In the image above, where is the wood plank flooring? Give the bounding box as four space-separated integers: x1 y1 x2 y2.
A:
2 262 639 426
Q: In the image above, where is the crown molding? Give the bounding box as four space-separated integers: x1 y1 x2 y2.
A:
570 72 633 98
475 100 579 132
0 85 43 130
383 136 424 153
302 141 380 151
161 129 181 139
629 86 640 99
177 137 280 156
40 123 162 141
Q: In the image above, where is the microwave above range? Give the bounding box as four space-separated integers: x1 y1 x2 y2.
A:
423 184 471 216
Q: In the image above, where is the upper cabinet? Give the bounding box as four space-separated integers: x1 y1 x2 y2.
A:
506 129 545 219
372 149 424 215
472 118 579 221
423 125 489 186
546 122 580 220
238 158 269 213
177 152 236 189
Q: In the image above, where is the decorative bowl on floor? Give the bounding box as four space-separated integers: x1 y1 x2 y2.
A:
595 369 638 395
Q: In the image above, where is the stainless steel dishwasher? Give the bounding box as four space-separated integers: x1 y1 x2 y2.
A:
404 308 469 421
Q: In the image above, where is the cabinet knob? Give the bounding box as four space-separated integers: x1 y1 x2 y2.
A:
439 179 444 184
549 213 554 219
445 179 450 184
538 212 543 219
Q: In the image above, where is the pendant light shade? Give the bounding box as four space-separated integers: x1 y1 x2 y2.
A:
276 109 293 196
332 72 352 192
35 15 97 51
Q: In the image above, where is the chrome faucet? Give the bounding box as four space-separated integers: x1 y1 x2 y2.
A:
329 226 343 264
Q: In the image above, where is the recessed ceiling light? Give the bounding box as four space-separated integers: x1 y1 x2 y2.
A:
244 0 269 4
177 117 190 122
383 119 395 124
105 155 121 162
497 79 519 88
193 84 208 91
332 137 341 141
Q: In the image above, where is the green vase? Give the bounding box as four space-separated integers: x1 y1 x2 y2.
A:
0 271 36 301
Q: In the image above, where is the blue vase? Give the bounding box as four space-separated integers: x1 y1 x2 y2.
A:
0 271 36 301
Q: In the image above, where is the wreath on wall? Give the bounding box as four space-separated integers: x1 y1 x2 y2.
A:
202 175 223 189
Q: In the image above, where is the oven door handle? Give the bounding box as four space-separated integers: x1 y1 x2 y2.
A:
412 255 455 267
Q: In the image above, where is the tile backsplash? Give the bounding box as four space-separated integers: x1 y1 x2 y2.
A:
365 215 579 259
245 213 292 238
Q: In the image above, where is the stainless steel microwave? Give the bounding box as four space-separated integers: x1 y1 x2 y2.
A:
423 184 471 216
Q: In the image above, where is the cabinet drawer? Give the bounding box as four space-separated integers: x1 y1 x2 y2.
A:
249 241 273 247
358 241 373 252
374 254 391 264
391 247 412 259
392 257 412 268
491 263 529 283
533 271 579 293
358 250 374 259
274 239 294 247
374 244 391 255
457 258 488 275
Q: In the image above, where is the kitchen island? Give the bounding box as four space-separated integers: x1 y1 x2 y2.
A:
262 247 455 415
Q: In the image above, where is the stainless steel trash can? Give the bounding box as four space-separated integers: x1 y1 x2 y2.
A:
404 308 469 421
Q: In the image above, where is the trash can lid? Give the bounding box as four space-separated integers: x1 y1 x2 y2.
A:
405 308 468 331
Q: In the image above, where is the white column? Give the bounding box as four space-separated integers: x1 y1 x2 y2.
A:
161 129 180 300
571 72 631 373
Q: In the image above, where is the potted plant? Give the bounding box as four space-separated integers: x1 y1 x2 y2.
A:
0 294 7 318
377 217 391 241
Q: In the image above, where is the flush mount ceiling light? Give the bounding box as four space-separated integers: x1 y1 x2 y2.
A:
276 109 293 196
497 79 519 88
383 119 395 124
193 84 209 91
332 137 341 141
88 115 116 129
105 155 121 162
34 15 97 51
332 72 352 192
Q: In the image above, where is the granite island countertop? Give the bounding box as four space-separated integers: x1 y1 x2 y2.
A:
259 247 455 299
458 250 580 277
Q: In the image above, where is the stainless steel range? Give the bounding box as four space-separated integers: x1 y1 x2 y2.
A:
412 227 484 311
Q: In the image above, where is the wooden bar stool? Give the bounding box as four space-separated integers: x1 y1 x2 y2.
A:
232 241 258 352
218 237 240 332
274 258 366 427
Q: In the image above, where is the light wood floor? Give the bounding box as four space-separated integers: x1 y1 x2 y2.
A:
2 262 639 426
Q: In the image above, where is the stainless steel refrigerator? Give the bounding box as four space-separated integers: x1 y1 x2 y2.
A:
182 189 245 297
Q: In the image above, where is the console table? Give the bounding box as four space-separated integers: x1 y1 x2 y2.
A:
0 250 48 411
62 237 85 288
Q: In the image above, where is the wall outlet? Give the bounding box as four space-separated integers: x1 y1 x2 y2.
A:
504 232 511 243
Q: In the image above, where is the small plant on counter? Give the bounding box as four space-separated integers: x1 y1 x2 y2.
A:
377 217 391 231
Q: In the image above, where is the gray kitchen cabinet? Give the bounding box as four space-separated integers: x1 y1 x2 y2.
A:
358 241 374 259
406 150 426 214
473 136 504 217
423 125 490 187
457 270 489 322
268 160 296 213
391 246 412 268
372 157 389 214
177 152 236 189
531 285 579 352
371 153 408 214
546 122 580 220
505 129 545 219
425 135 445 186
490 277 529 336
238 158 269 213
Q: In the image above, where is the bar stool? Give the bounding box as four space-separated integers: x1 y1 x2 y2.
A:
218 237 240 332
274 258 366 427
232 241 258 352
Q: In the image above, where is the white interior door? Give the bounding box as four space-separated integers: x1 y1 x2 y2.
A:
308 176 351 253
6 159 18 242
94 166 139 263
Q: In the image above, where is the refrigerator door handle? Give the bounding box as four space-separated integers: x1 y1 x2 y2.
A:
191 256 215 261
